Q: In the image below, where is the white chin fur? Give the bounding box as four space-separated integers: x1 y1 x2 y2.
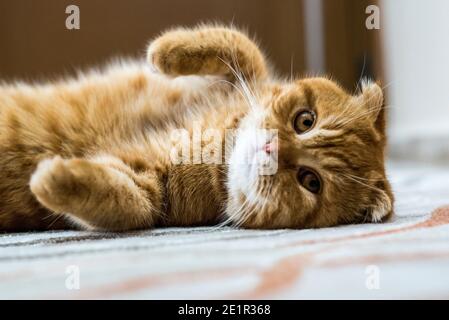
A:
227 111 277 207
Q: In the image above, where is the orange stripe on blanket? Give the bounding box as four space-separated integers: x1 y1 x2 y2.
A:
59 266 255 299
318 251 449 268
414 205 449 228
286 205 449 247
231 254 312 299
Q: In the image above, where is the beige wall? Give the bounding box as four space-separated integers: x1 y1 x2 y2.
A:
0 0 305 80
382 0 449 161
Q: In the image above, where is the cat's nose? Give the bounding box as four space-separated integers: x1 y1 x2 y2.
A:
262 140 278 155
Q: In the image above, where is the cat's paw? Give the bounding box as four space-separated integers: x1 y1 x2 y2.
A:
147 36 180 75
146 27 268 80
30 157 93 212
147 29 226 76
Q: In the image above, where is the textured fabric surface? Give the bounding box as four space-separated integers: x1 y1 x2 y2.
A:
1 161 449 299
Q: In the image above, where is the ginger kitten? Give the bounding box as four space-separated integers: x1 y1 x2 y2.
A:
0 25 393 231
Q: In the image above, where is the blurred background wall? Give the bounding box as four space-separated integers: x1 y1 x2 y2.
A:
382 0 449 162
1 0 447 162
0 0 378 88
0 0 308 80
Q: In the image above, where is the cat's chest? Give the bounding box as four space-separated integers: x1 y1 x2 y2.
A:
161 164 228 226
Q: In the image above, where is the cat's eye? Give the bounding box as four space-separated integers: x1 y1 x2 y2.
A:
293 110 315 134
297 168 322 194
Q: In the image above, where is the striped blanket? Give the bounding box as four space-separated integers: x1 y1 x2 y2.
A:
1 161 449 299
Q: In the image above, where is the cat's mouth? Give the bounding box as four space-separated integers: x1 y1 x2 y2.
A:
228 128 279 214
230 128 278 177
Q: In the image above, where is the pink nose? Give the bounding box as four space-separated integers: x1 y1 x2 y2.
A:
263 142 276 154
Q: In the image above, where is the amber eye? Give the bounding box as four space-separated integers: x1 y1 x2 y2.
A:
297 168 321 194
293 110 315 133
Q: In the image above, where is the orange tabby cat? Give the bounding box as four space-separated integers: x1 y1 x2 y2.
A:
0 25 393 231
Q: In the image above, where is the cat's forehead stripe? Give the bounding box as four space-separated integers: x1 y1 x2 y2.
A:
319 151 353 170
316 128 343 138
296 127 342 142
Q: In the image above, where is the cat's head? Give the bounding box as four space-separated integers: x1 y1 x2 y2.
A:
226 77 393 229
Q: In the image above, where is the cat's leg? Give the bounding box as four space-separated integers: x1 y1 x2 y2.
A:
147 25 268 81
29 156 163 231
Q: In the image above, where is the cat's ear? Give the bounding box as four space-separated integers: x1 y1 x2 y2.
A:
356 80 384 125
365 189 393 223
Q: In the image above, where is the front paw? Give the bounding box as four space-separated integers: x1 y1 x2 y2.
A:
147 30 211 76
30 157 93 212
147 37 178 75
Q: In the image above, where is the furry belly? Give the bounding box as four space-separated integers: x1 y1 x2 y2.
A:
163 164 228 226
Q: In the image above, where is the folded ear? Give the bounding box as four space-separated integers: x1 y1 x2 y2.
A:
366 189 393 223
356 80 384 122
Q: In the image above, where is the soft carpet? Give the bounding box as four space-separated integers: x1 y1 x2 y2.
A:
1 160 449 299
